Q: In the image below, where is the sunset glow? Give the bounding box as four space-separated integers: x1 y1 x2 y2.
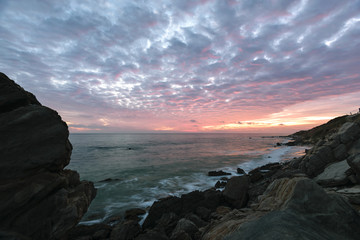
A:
1 0 360 133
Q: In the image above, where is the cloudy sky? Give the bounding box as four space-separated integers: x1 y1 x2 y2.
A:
1 0 360 133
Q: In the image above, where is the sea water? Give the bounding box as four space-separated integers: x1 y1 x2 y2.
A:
67 133 307 224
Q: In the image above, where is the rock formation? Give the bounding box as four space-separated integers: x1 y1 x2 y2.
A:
0 73 96 239
225 177 360 240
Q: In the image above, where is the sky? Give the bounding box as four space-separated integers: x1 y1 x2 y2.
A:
1 0 360 133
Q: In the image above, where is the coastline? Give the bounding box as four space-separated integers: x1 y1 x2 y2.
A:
2 73 360 239
69 116 360 240
78 137 307 226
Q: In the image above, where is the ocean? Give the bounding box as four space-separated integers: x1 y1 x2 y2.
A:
67 133 307 224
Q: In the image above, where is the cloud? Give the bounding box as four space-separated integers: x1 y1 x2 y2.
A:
0 0 359 132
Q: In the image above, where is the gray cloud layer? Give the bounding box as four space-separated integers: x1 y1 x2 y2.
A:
1 0 360 131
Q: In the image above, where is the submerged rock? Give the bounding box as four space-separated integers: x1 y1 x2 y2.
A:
208 170 231 176
0 73 96 239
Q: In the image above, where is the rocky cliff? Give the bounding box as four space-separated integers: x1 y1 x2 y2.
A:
0 73 96 240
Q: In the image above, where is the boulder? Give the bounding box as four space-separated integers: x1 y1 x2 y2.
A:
124 208 146 221
225 178 360 240
110 220 141 240
154 212 179 237
135 230 169 240
347 154 360 181
143 189 223 230
223 176 249 208
298 145 335 177
67 224 112 240
348 138 360 156
338 122 360 144
0 73 96 239
170 219 198 239
314 160 350 187
208 170 231 176
236 168 246 175
215 180 227 188
337 186 360 205
333 144 348 161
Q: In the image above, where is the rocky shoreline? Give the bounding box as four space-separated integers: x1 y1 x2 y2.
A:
1 73 360 239
69 115 360 239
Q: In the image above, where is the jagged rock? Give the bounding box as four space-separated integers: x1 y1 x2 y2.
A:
314 160 350 187
67 224 112 240
124 208 146 221
225 178 360 240
208 170 231 176
298 145 335 177
110 220 141 240
185 213 207 228
170 218 198 239
201 209 266 240
337 186 360 206
236 168 246 174
333 144 348 161
0 73 96 239
195 207 211 221
347 154 360 181
223 176 249 208
338 122 360 144
215 180 227 188
349 138 360 155
154 212 179 237
135 230 169 240
143 189 223 230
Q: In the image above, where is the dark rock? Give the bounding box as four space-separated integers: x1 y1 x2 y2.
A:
223 176 249 208
170 219 198 240
0 72 40 113
314 160 350 187
285 141 296 146
110 220 141 240
143 189 223 230
170 231 191 240
68 224 111 240
0 231 31 240
125 208 146 221
298 145 335 177
195 207 211 221
215 180 227 188
142 196 182 229
236 168 246 174
208 170 231 176
0 73 96 239
135 230 169 240
338 122 360 144
349 138 360 156
99 178 121 182
154 212 179 237
185 213 207 228
249 170 263 182
333 144 348 161
347 154 360 181
225 178 360 240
